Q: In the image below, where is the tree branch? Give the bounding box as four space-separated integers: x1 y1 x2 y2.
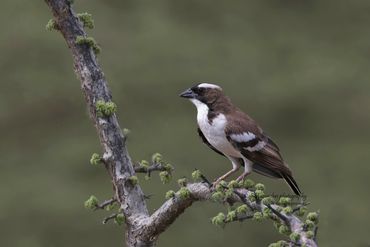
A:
143 183 318 247
44 0 151 246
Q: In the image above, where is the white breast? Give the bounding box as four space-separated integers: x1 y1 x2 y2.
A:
190 99 241 158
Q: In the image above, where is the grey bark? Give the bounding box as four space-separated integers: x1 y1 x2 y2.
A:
44 0 150 245
44 1 318 246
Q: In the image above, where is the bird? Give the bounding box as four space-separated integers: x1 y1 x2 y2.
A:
179 83 302 195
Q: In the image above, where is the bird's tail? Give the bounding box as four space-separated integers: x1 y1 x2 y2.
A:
281 173 302 196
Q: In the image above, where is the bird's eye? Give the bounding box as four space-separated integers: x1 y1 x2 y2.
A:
196 87 205 95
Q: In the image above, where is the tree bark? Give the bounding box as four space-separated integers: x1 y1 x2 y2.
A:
44 0 153 246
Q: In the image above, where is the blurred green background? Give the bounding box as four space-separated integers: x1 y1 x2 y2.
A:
1 0 369 246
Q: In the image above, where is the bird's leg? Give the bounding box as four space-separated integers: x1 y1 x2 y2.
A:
213 157 241 187
213 167 240 185
236 171 250 182
236 158 253 182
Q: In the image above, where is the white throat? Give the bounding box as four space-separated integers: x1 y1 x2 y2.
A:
190 98 209 121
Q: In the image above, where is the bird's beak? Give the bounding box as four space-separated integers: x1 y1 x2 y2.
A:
179 88 195 98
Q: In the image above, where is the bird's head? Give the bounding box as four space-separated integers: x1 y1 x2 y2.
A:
179 83 223 107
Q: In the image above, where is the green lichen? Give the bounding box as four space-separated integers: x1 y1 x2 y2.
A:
226 210 237 222
216 180 228 191
151 153 162 163
164 163 174 171
278 224 291 235
278 197 291 206
140 160 149 169
307 212 319 223
128 176 138 185
253 211 263 221
211 212 225 226
224 188 234 199
268 241 288 247
95 100 117 117
228 180 239 188
236 204 248 215
268 240 288 247
306 230 314 239
105 201 118 211
77 12 94 29
255 183 265 191
123 128 131 136
243 179 255 188
114 213 125 225
282 206 293 215
90 153 101 165
46 19 57 31
165 190 176 200
84 195 98 210
296 206 307 217
191 169 202 181
304 219 315 230
247 192 256 202
262 207 273 218
211 191 224 203
261 196 275 205
219 180 228 188
178 187 190 199
177 178 187 187
75 35 101 54
159 171 171 184
289 232 300 242
254 189 265 199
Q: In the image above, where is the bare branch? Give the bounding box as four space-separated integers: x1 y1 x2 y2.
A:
103 213 119 224
94 198 117 211
144 183 211 238
134 162 169 174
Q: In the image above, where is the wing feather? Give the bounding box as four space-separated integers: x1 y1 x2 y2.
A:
224 111 301 195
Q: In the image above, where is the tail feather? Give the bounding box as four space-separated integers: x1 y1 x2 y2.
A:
281 173 302 196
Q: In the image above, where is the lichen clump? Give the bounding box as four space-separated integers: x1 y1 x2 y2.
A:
77 12 94 29
95 100 117 117
75 35 101 54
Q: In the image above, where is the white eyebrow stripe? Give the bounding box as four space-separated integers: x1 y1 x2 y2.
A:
230 132 256 143
197 83 222 89
244 141 266 152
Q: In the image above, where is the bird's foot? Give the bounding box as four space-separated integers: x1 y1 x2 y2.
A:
211 178 226 190
211 180 221 190
236 172 250 182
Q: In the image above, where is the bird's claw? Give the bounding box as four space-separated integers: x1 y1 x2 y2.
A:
236 172 250 183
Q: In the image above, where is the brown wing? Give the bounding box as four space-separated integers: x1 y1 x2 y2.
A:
225 111 301 195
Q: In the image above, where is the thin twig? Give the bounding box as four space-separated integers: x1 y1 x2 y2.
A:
292 202 310 213
134 162 169 175
102 213 118 224
94 198 117 211
266 204 289 226
200 174 212 187
313 226 319 242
